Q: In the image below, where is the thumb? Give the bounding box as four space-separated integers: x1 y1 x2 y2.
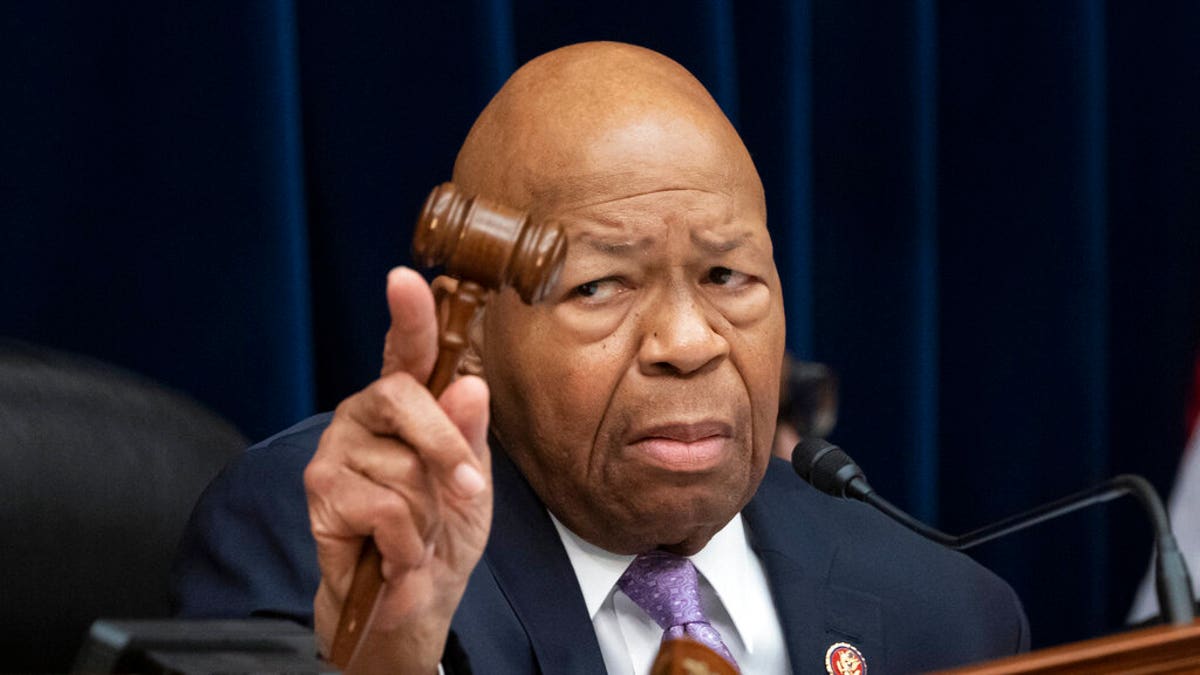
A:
439 375 491 464
381 267 439 381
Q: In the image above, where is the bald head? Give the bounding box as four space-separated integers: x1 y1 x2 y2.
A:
452 41 764 222
454 42 785 555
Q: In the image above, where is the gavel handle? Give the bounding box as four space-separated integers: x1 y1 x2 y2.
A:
327 281 486 669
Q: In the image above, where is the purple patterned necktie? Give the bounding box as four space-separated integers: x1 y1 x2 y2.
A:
617 550 740 671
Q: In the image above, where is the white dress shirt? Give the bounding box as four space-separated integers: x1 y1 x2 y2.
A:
551 513 791 675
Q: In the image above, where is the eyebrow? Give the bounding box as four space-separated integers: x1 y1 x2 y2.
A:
577 232 654 255
575 230 753 256
690 230 752 254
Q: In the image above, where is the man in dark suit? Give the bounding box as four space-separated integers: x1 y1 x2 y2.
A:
174 41 1027 673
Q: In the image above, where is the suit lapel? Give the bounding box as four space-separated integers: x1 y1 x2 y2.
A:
480 453 885 673
484 445 608 674
743 460 884 672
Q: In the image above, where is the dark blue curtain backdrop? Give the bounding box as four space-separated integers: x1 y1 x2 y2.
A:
3 1 1198 650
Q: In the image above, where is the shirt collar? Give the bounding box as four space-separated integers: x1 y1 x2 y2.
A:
689 513 759 653
550 513 634 618
550 512 760 652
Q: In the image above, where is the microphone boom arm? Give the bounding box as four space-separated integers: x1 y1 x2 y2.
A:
866 474 1139 551
865 475 1195 626
794 439 1196 627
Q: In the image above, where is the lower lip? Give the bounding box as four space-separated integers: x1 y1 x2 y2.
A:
630 436 730 471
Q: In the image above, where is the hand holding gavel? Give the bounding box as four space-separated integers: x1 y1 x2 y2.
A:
304 184 566 672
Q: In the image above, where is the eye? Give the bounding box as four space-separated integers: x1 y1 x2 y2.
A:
569 277 626 304
705 266 751 288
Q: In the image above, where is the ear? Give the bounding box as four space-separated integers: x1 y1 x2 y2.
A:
430 274 457 329
460 303 485 377
430 275 486 378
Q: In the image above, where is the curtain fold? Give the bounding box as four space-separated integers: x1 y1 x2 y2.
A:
0 1 317 440
936 1 1113 640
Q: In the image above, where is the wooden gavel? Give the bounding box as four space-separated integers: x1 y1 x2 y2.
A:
651 638 740 675
327 182 568 669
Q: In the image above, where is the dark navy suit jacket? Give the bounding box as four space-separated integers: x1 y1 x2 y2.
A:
171 413 1028 673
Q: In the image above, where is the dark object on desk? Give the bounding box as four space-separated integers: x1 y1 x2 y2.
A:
0 340 247 672
778 355 838 440
73 619 333 674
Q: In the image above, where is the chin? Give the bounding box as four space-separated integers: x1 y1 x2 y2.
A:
627 479 751 544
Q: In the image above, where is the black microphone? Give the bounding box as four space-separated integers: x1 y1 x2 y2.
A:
792 438 1196 626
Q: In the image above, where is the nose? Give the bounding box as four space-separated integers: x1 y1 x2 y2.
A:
637 286 730 376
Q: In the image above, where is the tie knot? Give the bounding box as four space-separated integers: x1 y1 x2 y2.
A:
618 550 707 629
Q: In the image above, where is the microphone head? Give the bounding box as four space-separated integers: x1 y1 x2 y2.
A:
791 438 872 500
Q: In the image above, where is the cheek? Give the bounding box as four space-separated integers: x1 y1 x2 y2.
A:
545 338 630 426
495 323 632 455
535 365 605 436
552 302 631 342
525 307 640 433
711 284 773 326
730 303 787 448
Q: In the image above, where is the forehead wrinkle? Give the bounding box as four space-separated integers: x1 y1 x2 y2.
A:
534 174 728 214
565 205 761 260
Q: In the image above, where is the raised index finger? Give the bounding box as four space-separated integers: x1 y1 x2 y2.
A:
380 266 438 382
348 373 487 499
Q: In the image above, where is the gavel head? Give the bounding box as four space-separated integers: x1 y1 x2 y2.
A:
413 182 568 304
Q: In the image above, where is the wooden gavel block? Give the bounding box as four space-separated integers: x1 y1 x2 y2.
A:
650 638 740 675
327 182 568 669
412 182 568 394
